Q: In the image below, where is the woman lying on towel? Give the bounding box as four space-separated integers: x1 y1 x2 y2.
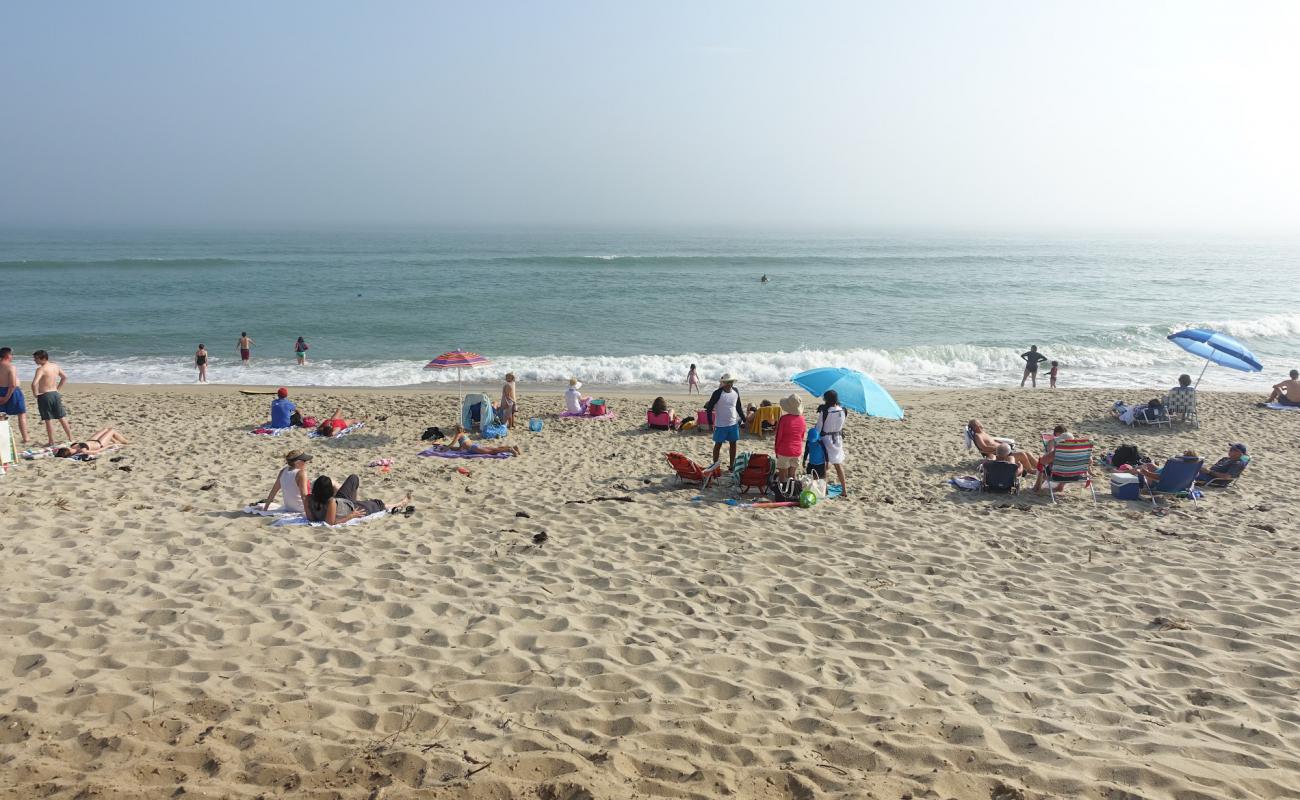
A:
316 408 358 437
305 474 409 525
54 427 129 458
436 425 521 456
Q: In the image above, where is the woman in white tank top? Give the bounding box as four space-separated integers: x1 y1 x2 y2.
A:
262 449 312 512
816 391 849 495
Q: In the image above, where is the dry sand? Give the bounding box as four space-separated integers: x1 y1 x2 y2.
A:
1 384 1298 799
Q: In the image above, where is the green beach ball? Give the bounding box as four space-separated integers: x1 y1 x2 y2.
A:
798 490 818 509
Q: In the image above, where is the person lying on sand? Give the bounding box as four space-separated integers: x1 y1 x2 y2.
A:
54 427 128 458
316 408 358 437
305 474 409 525
436 425 521 456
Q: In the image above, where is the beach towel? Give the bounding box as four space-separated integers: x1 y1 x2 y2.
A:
242 504 297 517
250 426 291 437
271 509 388 528
949 476 981 491
309 422 365 439
1263 402 1300 411
418 446 513 459
560 410 618 420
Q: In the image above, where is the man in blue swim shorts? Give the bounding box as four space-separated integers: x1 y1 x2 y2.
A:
0 347 29 443
704 373 747 471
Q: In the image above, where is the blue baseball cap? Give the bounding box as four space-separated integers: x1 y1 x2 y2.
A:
1229 442 1247 454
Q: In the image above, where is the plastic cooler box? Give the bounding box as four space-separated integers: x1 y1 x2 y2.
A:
588 399 607 417
1110 472 1141 500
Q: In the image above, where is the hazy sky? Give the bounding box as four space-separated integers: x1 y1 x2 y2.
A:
3 1 1298 231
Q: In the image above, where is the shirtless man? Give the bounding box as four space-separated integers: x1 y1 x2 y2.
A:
31 350 72 446
1265 369 1300 406
237 332 255 365
0 347 29 443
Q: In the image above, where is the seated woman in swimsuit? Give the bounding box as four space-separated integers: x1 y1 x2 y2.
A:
55 428 129 458
439 425 521 456
316 408 358 437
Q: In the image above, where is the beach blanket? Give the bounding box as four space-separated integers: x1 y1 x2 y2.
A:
418 446 513 459
560 411 618 420
309 422 365 439
949 476 981 491
1264 402 1300 411
250 426 291 437
242 504 298 517
20 445 117 462
271 509 388 528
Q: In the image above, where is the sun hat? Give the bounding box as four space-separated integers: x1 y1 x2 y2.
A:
569 377 582 388
1229 442 1248 454
284 449 312 463
720 373 737 384
276 387 288 398
779 394 802 415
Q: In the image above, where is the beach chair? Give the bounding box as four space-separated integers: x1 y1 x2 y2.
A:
665 452 722 489
1132 404 1172 429
1141 457 1203 506
1196 456 1249 488
460 393 496 433
646 410 674 430
1045 439 1098 504
738 453 774 495
979 460 1021 494
746 405 781 438
1164 387 1199 427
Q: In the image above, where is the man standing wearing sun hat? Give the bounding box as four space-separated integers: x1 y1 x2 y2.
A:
704 373 746 472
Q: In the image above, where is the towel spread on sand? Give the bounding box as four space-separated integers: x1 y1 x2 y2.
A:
271 509 388 528
1264 402 1300 411
242 504 298 517
308 422 365 439
418 446 513 459
560 411 618 420
250 426 291 437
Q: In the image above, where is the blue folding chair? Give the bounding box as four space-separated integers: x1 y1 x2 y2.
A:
1143 457 1203 506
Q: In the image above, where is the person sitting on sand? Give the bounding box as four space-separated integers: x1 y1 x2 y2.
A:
262 449 312 513
647 397 679 430
54 427 128 458
305 474 408 526
1195 443 1249 485
1265 369 1300 406
564 377 589 415
316 408 357 437
980 442 1037 476
271 387 296 429
437 425 521 456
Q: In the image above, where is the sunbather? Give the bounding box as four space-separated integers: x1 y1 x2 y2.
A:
316 408 357 437
1265 370 1300 406
437 425 521 456
54 427 128 458
966 419 1010 457
305 474 409 526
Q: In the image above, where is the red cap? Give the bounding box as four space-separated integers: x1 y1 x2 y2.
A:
276 387 288 398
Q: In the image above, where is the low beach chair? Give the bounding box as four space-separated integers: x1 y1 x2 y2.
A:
1045 439 1097 504
665 452 722 489
1141 457 1203 506
1165 387 1199 427
738 453 774 495
1196 456 1249 488
746 405 781 438
979 460 1021 494
1132 404 1172 429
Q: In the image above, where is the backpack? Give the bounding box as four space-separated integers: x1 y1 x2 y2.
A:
1112 444 1142 469
420 426 446 441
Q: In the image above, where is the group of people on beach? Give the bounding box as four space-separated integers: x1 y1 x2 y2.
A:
1 347 73 447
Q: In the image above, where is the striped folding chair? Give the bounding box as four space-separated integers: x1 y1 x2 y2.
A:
1046 439 1097 504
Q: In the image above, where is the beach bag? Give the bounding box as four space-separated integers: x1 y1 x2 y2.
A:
528 418 543 432
804 476 828 500
770 476 804 503
302 416 318 428
482 422 508 439
1112 444 1141 469
589 399 607 417
420 426 446 441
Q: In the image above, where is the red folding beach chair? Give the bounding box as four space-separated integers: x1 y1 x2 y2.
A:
665 452 722 489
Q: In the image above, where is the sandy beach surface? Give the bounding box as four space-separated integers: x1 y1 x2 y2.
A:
1 383 1298 800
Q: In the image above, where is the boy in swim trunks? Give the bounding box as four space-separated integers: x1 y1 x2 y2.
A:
31 350 72 446
0 347 29 444
237 332 254 365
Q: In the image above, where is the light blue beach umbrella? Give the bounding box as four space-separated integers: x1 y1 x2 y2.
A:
1167 329 1262 387
790 367 905 420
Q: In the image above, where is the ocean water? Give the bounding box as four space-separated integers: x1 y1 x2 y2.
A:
3 228 1298 390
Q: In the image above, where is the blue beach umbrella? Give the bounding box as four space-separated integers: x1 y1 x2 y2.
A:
790 367 905 420
1167 329 1262 387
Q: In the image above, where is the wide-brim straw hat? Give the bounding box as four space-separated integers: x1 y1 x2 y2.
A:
779 394 802 415
720 373 737 384
568 377 581 388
